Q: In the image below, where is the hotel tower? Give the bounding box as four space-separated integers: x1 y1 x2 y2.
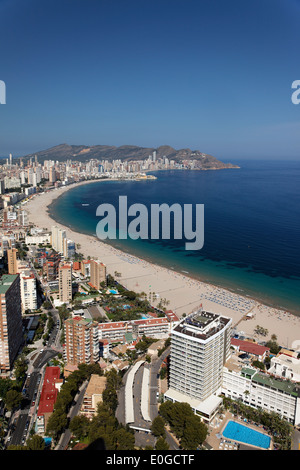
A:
165 308 232 423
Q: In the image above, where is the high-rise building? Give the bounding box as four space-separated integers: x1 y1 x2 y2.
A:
63 238 76 258
0 274 23 376
58 264 72 303
7 247 18 274
63 316 100 366
49 166 56 183
20 271 37 312
90 260 106 290
51 226 66 253
81 260 90 278
27 168 34 185
18 209 29 226
20 170 26 185
43 253 61 281
164 308 232 424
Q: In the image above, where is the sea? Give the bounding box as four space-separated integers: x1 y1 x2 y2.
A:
48 159 300 315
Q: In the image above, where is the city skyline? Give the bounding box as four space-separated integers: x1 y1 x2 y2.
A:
0 0 299 160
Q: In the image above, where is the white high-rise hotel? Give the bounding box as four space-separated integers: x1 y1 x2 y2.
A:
165 308 232 423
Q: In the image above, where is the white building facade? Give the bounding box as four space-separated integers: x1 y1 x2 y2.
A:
20 271 37 312
164 309 232 423
222 361 300 426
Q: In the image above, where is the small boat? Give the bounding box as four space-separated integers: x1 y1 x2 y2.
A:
82 203 90 206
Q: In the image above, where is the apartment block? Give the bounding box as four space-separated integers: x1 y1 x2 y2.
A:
63 238 76 258
43 253 61 281
51 225 66 253
20 270 37 312
90 260 106 290
63 316 100 366
58 264 72 303
81 260 90 277
0 274 23 376
7 247 18 274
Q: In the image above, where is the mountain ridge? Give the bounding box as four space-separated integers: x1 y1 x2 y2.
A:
22 143 240 169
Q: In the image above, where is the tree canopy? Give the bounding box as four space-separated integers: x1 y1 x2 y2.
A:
159 401 208 450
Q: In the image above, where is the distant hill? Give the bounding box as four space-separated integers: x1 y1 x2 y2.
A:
21 143 239 169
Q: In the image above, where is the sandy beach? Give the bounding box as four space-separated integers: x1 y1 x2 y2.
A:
24 182 300 351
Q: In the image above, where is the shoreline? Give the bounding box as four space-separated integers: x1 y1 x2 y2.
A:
24 181 300 351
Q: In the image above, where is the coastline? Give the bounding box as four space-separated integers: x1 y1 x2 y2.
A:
24 181 300 351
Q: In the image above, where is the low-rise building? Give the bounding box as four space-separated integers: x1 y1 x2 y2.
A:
230 337 270 362
147 338 166 358
98 317 173 344
269 352 300 382
80 374 107 419
222 350 300 426
36 366 63 434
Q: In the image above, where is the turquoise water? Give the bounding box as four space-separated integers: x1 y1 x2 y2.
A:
222 420 271 449
48 160 300 314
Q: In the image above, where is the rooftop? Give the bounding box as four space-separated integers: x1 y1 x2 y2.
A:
173 309 231 341
231 338 270 356
224 350 300 397
0 274 18 294
37 366 61 416
85 374 107 396
253 371 300 397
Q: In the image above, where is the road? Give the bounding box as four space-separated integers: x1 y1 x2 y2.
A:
55 380 89 450
116 347 179 450
8 343 60 447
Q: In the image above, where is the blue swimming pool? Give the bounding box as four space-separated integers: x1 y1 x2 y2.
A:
222 420 271 449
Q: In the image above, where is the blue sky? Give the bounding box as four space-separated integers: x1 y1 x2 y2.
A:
0 0 299 160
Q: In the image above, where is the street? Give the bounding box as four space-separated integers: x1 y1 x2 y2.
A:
116 347 179 450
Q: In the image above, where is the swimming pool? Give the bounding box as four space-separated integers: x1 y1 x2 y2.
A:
222 420 271 449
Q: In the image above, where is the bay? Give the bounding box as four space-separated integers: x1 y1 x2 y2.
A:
48 159 300 314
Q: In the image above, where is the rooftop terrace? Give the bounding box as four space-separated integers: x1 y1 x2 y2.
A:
173 309 231 341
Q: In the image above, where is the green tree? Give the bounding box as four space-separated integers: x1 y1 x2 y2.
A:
114 427 135 450
46 409 68 440
181 415 207 450
5 389 22 411
159 401 208 449
155 437 169 450
0 378 14 400
69 415 90 441
26 434 45 450
151 416 166 438
102 385 118 414
88 404 118 449
13 355 28 384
